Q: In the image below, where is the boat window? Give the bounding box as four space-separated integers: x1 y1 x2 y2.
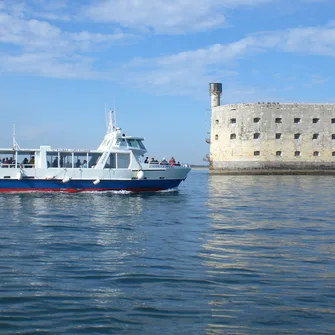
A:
137 140 146 149
74 154 89 168
62 153 73 168
117 153 130 168
127 139 139 148
9 152 34 168
88 153 102 168
47 152 57 167
116 138 127 147
47 152 73 168
105 153 116 169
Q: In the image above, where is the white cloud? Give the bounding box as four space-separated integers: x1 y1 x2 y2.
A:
120 24 335 95
31 0 69 11
1 0 334 95
0 6 130 78
83 0 273 34
0 52 104 79
0 13 128 53
34 12 71 21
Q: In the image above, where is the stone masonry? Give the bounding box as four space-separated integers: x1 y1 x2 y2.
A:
209 83 335 174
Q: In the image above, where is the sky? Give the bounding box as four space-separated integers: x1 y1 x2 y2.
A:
1 0 335 164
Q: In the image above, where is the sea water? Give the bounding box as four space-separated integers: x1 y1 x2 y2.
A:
0 171 334 334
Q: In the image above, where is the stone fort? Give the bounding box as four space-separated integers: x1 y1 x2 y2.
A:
209 83 335 174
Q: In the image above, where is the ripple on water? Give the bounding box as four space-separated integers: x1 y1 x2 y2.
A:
0 172 335 334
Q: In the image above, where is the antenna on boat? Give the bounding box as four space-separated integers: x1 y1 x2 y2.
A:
12 123 21 150
106 109 116 133
113 97 116 129
105 104 108 133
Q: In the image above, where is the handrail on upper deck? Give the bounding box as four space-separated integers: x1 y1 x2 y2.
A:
0 163 35 169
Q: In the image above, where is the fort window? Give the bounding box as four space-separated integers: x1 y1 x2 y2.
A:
254 151 260 156
313 151 320 156
275 118 282 123
230 118 236 124
215 119 219 125
313 118 319 123
276 151 282 156
215 134 219 140
295 151 301 157
294 118 301 123
254 133 260 139
275 133 282 139
294 133 301 139
312 133 319 140
332 118 335 124
332 152 335 156
253 117 260 123
332 134 335 140
230 133 236 140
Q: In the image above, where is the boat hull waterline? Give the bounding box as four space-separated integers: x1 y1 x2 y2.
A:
0 178 184 193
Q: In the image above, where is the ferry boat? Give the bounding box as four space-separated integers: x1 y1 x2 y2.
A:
0 111 191 193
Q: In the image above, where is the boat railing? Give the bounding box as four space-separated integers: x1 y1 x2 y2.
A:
143 163 188 169
0 163 35 169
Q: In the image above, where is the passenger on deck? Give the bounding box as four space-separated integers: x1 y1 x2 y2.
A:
169 157 176 165
76 159 81 168
52 158 58 167
160 157 168 165
150 157 158 164
60 156 64 167
22 158 28 165
28 156 35 165
144 157 149 163
83 160 87 168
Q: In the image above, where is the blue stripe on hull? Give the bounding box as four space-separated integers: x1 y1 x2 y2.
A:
0 178 183 192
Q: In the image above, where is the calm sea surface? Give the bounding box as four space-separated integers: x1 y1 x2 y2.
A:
0 171 335 334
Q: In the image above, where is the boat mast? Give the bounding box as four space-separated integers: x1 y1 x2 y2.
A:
12 123 20 168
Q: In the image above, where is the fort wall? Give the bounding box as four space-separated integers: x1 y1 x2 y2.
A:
209 84 335 174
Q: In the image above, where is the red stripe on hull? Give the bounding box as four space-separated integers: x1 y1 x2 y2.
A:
0 188 165 193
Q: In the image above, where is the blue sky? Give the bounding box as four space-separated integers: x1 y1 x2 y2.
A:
1 0 335 164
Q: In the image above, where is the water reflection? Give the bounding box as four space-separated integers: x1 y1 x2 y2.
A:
1 173 334 334
202 175 335 334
